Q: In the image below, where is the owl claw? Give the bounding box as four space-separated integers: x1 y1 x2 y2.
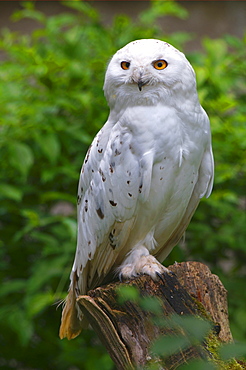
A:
118 272 125 283
118 246 169 281
156 268 175 279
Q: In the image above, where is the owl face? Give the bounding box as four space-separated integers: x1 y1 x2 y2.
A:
104 39 197 109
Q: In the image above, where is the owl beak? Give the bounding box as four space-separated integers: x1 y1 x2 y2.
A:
132 68 149 91
138 79 145 92
137 78 150 91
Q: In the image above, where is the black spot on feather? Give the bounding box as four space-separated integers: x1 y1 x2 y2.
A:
96 207 104 219
99 168 106 182
109 232 116 249
84 199 88 212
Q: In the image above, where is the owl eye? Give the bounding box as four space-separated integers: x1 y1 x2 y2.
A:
121 61 130 70
153 60 168 70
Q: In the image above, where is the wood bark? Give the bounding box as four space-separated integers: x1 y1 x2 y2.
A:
77 261 234 369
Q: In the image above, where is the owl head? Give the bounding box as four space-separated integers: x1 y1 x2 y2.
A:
103 39 198 109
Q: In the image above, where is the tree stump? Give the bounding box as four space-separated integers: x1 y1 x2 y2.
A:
77 261 237 369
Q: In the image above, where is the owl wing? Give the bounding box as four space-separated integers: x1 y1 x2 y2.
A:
196 142 214 199
156 138 214 262
60 120 152 339
73 120 153 293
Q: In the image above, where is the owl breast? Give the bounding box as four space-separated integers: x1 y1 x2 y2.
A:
115 103 207 253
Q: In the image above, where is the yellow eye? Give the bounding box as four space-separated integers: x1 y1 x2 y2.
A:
153 59 168 70
121 61 130 70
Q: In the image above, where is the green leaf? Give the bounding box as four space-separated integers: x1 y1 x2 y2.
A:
21 209 40 227
0 279 26 298
8 142 34 177
219 342 246 361
12 2 46 23
0 183 23 201
179 359 217 370
62 0 99 20
40 191 75 203
116 285 140 304
35 132 60 164
8 308 34 346
151 334 190 357
27 292 55 317
140 296 163 315
140 0 188 24
171 315 212 342
61 217 77 240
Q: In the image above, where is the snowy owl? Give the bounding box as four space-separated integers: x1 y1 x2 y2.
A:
59 39 214 340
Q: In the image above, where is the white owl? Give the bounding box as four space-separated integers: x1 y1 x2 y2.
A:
59 39 214 339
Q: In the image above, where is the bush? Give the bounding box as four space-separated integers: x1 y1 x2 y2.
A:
0 1 245 368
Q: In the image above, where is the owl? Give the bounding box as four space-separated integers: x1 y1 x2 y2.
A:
59 39 214 340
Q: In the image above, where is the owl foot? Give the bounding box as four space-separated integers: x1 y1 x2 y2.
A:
118 246 169 281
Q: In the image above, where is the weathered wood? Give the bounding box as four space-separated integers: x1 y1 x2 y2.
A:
77 261 234 369
168 261 233 343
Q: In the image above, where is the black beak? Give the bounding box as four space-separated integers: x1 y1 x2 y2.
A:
137 79 149 91
138 79 144 91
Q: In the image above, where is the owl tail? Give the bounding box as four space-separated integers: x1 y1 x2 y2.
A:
59 282 82 340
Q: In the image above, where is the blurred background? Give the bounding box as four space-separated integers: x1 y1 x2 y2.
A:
0 1 245 369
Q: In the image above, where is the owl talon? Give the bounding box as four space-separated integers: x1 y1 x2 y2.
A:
155 269 174 282
118 246 169 281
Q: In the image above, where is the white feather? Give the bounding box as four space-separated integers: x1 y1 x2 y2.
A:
59 39 214 339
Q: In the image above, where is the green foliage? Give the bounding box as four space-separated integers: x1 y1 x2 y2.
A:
166 32 246 344
116 285 140 305
219 342 246 362
151 315 211 356
116 287 246 369
0 1 245 369
179 34 246 344
178 359 218 370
